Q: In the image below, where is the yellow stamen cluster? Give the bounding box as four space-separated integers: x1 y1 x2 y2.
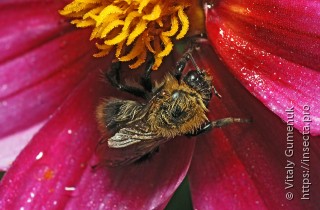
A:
60 0 191 70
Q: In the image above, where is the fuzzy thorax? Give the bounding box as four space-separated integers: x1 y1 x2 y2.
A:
60 0 193 70
148 74 208 138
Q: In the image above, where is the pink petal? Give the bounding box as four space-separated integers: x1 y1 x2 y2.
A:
0 69 106 209
205 0 320 69
65 138 194 210
0 0 70 64
189 46 320 209
0 1 100 140
0 0 103 168
205 1 320 135
0 29 100 139
63 65 196 209
0 64 195 209
1 0 196 208
0 122 44 170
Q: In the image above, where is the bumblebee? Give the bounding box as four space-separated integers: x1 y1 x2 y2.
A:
96 47 250 166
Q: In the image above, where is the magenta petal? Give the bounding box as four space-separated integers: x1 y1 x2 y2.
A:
206 2 320 135
0 29 100 138
205 0 320 70
65 138 195 210
189 46 320 209
0 69 106 209
0 65 195 209
0 29 95 99
0 1 70 63
0 122 44 170
0 0 104 170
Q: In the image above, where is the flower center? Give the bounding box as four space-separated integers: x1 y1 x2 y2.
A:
60 0 194 70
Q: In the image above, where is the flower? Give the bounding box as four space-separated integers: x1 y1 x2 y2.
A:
59 0 195 70
0 0 320 210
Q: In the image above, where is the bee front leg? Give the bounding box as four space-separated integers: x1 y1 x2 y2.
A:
140 57 154 92
187 117 252 136
174 47 203 82
106 62 148 99
175 55 188 80
174 51 191 81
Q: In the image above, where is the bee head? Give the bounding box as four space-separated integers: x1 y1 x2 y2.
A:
183 70 212 105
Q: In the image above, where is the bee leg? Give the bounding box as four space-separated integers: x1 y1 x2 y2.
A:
140 57 154 92
174 47 202 81
187 117 252 136
106 62 148 99
212 85 222 98
174 35 210 80
174 51 191 81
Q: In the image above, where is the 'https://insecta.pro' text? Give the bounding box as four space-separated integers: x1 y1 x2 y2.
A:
284 105 311 201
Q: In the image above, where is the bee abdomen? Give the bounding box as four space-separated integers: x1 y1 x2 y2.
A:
97 98 143 130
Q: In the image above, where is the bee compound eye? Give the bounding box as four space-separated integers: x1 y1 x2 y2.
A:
188 72 197 81
184 70 200 83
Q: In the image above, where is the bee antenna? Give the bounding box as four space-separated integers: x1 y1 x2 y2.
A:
186 53 202 73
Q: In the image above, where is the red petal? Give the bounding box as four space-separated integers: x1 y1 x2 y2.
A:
189 46 320 209
205 0 320 69
0 122 44 170
65 138 194 210
0 0 103 141
0 29 100 138
0 1 103 169
0 64 195 209
0 1 70 64
63 64 195 209
205 1 320 135
0 70 106 209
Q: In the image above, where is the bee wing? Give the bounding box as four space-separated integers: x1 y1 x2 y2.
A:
108 126 158 148
106 140 164 167
97 124 168 167
97 136 167 167
96 98 167 166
